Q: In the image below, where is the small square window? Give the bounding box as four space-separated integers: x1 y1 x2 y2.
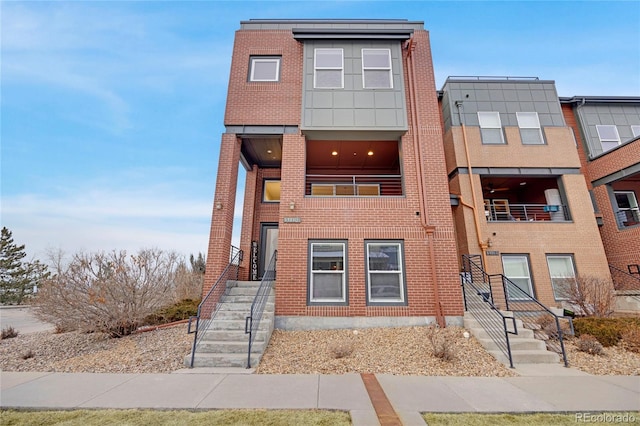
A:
249 57 280 82
314 49 343 89
362 49 392 89
478 112 505 144
517 112 544 145
596 125 621 153
263 180 281 202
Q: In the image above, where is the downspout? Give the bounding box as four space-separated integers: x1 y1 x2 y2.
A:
405 38 445 328
454 101 489 267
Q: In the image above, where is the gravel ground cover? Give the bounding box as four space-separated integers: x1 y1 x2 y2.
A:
1 324 638 375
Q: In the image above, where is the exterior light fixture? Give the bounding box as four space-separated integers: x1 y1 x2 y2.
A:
289 201 295 211
331 151 338 156
267 149 272 154
367 150 374 156
215 201 223 210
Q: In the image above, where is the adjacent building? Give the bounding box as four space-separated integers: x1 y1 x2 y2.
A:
203 19 637 330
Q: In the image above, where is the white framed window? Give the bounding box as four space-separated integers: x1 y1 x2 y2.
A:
596 125 621 153
546 255 576 301
314 48 343 89
366 241 405 304
501 255 534 299
362 49 392 89
262 180 281 202
631 125 640 138
249 57 280 82
478 112 505 144
614 191 640 227
309 241 347 303
517 112 544 145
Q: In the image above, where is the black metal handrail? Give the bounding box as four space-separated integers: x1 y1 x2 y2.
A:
496 274 571 367
460 270 516 368
610 264 640 291
187 246 243 368
245 250 277 368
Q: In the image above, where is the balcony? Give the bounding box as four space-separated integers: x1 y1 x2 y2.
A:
485 200 570 222
306 174 403 197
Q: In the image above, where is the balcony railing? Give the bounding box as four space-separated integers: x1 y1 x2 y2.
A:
616 209 640 228
485 202 570 222
305 174 403 197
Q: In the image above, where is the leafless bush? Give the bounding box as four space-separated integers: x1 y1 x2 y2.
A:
576 334 604 355
556 275 616 318
33 249 181 337
621 327 640 353
21 349 35 360
329 340 354 359
426 326 456 362
173 261 203 302
1 326 18 339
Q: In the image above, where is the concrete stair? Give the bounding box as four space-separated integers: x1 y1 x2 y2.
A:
464 312 560 366
186 280 275 368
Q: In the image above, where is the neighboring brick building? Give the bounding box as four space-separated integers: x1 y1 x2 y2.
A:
560 97 640 279
204 19 636 330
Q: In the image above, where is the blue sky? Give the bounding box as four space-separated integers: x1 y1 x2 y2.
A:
2 1 639 261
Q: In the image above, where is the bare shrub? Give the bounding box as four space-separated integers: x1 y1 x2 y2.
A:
621 327 640 353
329 341 354 359
1 326 18 339
173 262 203 302
21 349 34 360
576 334 604 355
33 249 181 337
556 274 616 318
426 326 456 362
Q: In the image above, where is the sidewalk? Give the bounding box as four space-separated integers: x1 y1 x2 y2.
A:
1 365 638 426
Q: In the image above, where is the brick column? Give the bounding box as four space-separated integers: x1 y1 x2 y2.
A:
202 133 242 296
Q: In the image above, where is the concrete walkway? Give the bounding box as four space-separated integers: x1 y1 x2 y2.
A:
1 365 638 425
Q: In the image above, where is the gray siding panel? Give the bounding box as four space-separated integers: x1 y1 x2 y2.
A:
301 39 408 133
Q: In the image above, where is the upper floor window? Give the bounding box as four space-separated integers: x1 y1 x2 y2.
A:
478 112 505 144
249 56 281 82
596 125 621 153
517 112 544 145
362 49 392 89
631 125 640 138
314 48 343 89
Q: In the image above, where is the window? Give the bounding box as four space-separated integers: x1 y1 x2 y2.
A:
501 255 534 299
309 241 347 303
249 57 280 82
263 180 281 202
596 125 621 153
362 49 392 89
517 112 544 145
614 191 640 227
631 125 640 138
546 255 576 300
366 241 406 304
314 48 343 89
478 112 505 144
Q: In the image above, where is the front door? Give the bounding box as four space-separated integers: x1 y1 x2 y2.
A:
259 223 278 278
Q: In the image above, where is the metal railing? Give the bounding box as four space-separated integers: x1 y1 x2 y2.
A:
461 255 516 368
485 203 570 222
187 246 243 368
305 174 403 197
245 250 277 368
496 274 572 367
610 264 640 291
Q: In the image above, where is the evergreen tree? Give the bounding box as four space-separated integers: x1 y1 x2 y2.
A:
0 227 49 304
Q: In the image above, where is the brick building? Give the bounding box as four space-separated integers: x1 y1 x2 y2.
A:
203 19 637 331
